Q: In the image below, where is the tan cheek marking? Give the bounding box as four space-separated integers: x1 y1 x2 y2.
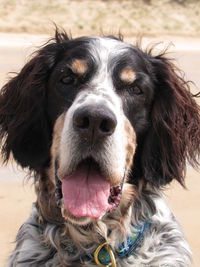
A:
36 113 68 224
124 118 136 173
47 113 66 183
120 183 138 216
51 113 65 156
106 119 136 187
108 172 123 187
120 67 136 84
71 59 87 75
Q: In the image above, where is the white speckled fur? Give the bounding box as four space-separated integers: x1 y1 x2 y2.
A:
8 191 191 267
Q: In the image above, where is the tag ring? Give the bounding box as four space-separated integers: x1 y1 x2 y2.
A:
94 242 117 267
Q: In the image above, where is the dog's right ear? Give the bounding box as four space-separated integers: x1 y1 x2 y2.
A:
140 51 200 187
0 30 70 170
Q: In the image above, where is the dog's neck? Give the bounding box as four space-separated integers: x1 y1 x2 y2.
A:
35 185 137 266
61 204 133 252
29 174 162 267
35 172 154 251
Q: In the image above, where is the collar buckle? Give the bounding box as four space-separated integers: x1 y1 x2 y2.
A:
94 242 117 267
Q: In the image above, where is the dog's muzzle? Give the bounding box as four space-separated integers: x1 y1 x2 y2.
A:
52 98 134 223
54 104 124 220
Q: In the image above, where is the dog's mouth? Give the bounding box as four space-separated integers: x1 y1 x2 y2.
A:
55 157 123 220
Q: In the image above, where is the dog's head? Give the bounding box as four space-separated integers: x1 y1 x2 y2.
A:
0 30 200 225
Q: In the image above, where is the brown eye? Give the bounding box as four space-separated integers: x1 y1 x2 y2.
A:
132 86 143 95
61 76 75 85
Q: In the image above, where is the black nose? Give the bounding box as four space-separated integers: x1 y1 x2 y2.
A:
73 105 117 140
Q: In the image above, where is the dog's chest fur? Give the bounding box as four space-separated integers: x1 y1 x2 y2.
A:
8 192 191 267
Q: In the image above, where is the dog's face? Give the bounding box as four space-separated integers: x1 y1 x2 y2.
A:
0 31 200 225
49 37 151 224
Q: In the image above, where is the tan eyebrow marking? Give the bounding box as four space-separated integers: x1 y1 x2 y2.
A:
120 67 136 84
71 59 87 75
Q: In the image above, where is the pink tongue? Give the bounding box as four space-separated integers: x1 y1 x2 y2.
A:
62 164 110 218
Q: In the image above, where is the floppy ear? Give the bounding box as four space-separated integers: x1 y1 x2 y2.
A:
141 53 200 186
0 31 69 170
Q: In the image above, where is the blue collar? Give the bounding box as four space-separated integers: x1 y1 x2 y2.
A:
64 220 150 266
91 220 150 266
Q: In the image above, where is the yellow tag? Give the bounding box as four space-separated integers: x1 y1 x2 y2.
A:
94 242 117 267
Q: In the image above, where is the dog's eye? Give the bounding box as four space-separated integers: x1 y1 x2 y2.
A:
132 86 143 95
61 76 75 85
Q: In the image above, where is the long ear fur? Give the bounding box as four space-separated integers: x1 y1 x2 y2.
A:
142 52 200 186
0 29 70 170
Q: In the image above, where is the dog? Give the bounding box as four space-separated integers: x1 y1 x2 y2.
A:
0 29 200 267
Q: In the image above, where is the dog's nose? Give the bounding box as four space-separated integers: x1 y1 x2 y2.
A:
73 105 117 139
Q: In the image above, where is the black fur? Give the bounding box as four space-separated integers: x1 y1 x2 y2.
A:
0 29 200 187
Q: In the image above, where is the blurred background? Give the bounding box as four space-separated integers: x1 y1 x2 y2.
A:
0 0 200 266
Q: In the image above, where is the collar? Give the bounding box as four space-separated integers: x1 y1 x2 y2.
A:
64 220 150 267
34 201 150 267
91 220 150 267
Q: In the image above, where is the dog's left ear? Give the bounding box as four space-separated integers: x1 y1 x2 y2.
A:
141 52 200 186
0 30 70 170
0 53 53 170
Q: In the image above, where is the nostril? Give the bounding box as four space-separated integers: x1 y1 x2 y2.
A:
73 114 89 130
99 117 117 135
79 116 89 129
100 119 111 133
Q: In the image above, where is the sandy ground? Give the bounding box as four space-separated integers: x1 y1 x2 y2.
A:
0 166 36 266
0 33 200 266
0 0 200 36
